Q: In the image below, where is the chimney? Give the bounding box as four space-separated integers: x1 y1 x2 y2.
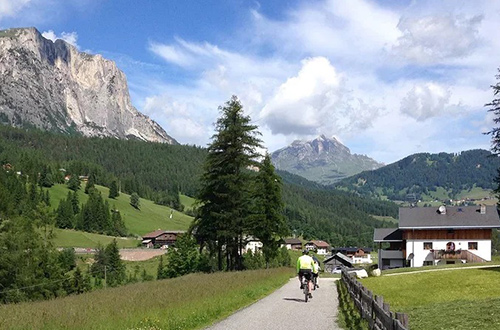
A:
480 205 486 214
438 205 446 215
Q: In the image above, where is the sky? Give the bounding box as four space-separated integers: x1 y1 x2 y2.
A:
1 0 499 164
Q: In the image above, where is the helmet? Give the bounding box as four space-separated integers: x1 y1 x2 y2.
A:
302 249 309 255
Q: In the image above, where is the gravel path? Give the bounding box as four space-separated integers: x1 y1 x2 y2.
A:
205 277 341 330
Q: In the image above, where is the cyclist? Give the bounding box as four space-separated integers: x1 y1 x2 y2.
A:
297 249 316 298
312 255 320 289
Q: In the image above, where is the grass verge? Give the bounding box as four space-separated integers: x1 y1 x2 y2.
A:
336 280 368 330
361 266 500 329
0 268 293 330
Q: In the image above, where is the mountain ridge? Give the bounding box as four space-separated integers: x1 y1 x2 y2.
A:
0 27 177 144
271 134 383 184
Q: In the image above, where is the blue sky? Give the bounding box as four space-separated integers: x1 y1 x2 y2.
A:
1 0 499 164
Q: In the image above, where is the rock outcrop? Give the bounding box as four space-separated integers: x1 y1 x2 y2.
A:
0 27 177 144
271 135 383 184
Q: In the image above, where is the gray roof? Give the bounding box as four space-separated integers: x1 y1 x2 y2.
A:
399 206 500 229
284 238 302 244
373 228 403 242
324 253 353 267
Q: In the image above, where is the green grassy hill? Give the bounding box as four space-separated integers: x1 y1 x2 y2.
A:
48 183 194 247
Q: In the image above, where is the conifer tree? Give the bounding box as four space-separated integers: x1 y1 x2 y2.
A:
486 68 500 200
67 175 80 191
109 180 119 199
194 96 262 271
104 239 126 286
111 208 127 236
250 153 289 267
130 192 140 209
85 172 96 194
56 197 74 229
70 191 80 214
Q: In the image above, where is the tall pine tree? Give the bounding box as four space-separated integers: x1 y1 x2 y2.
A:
194 96 262 271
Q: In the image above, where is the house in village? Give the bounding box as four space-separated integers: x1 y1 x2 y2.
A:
323 253 353 272
141 229 186 249
331 247 372 264
281 238 302 251
243 237 263 253
305 240 331 255
374 205 500 269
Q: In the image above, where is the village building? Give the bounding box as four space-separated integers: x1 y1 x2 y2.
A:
374 205 500 269
281 238 302 251
141 229 186 249
243 236 263 253
331 247 372 264
304 240 331 255
323 253 353 272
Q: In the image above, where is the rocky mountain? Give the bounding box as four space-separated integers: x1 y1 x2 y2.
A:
0 27 177 144
271 135 383 184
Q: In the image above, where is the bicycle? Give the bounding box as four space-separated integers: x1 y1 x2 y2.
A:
312 273 318 290
301 276 312 302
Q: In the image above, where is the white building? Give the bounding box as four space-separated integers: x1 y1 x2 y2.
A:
374 205 500 269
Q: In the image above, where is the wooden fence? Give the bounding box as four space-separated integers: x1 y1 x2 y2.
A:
341 269 409 330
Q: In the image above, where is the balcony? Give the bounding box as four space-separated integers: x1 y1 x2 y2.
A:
379 250 404 259
432 249 487 263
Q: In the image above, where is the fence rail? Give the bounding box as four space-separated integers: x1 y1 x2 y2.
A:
341 269 409 330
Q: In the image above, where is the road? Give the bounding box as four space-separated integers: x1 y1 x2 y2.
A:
205 277 341 330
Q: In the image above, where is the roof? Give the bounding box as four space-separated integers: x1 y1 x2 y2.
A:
284 238 302 245
142 230 186 239
332 247 373 253
373 228 403 242
399 206 500 229
324 253 353 267
306 240 330 248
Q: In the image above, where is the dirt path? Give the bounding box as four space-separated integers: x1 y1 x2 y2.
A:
204 277 341 330
119 249 165 261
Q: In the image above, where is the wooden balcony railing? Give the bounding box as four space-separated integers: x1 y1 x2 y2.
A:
431 249 487 263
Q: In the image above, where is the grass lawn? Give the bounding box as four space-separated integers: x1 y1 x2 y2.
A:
52 228 140 248
0 268 293 330
48 184 194 236
361 267 500 329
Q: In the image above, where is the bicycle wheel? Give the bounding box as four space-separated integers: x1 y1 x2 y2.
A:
304 280 309 302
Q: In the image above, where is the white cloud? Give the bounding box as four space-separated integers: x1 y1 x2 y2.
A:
260 57 380 136
42 29 79 49
393 15 483 64
0 0 31 19
400 83 452 121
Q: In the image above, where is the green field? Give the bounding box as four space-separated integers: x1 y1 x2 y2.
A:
48 184 194 236
0 268 293 330
361 267 500 329
53 228 140 248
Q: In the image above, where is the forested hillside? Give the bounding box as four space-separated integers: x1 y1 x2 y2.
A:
0 124 397 246
0 125 206 206
335 149 499 201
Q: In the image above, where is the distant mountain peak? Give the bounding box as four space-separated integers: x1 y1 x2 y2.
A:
0 27 177 144
271 135 383 184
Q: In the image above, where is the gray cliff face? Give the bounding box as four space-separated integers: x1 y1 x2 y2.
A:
0 27 177 144
271 135 384 184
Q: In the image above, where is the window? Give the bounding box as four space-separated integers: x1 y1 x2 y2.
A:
468 242 478 250
423 242 433 250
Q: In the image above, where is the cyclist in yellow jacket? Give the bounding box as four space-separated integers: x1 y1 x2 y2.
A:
297 249 317 298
